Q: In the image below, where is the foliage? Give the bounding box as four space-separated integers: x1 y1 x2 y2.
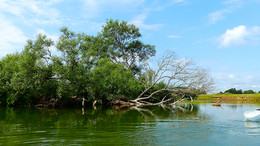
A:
88 59 143 101
0 34 57 106
100 19 156 74
244 90 255 94
198 93 260 103
0 19 212 107
53 27 94 100
224 88 243 94
221 88 257 94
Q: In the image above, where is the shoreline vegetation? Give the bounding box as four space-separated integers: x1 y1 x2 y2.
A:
197 93 260 103
0 19 213 108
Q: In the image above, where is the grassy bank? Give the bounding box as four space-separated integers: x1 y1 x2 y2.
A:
197 93 260 103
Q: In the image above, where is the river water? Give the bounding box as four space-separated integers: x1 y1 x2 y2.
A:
1 103 260 145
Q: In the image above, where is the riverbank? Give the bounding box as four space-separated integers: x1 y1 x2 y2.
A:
197 93 260 103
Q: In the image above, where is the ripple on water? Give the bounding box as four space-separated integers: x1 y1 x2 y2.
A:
1 103 260 145
244 121 260 136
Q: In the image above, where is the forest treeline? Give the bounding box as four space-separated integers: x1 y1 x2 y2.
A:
220 88 260 94
0 20 213 107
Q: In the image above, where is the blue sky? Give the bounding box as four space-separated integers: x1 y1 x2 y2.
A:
1 0 260 93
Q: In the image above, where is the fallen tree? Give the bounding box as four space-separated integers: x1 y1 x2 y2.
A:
129 52 214 106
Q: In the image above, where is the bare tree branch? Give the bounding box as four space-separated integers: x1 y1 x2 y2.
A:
130 52 214 106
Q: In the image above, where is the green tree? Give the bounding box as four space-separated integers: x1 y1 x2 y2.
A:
0 53 21 105
224 88 242 94
236 89 243 94
244 90 255 94
224 88 235 94
0 34 57 106
89 59 143 102
54 27 94 100
0 20 213 107
99 19 156 74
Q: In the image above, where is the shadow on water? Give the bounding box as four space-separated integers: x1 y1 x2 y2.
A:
3 103 260 145
0 104 205 145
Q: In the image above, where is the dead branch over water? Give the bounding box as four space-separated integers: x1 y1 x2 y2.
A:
130 52 214 106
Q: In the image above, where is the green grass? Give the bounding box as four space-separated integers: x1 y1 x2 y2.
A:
197 93 260 100
182 100 213 104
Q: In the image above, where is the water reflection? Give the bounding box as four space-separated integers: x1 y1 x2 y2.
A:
244 121 260 135
226 104 243 109
128 104 199 119
0 104 203 145
1 103 260 145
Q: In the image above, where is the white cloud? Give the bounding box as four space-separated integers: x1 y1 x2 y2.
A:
246 75 253 80
168 35 181 38
36 29 59 42
208 9 231 24
218 25 260 47
251 85 260 89
130 13 163 31
0 15 27 56
0 0 23 16
0 0 63 57
224 0 243 5
81 0 145 18
213 73 260 92
228 74 235 79
219 25 248 47
227 74 254 84
208 0 243 24
172 0 186 3
81 0 173 31
82 0 145 8
0 0 61 25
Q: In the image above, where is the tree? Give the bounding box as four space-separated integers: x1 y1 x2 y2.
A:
99 19 156 74
88 58 143 102
224 88 242 94
224 88 235 94
244 90 255 94
0 34 57 106
130 52 214 106
0 20 214 107
0 53 21 105
236 89 243 94
54 27 94 100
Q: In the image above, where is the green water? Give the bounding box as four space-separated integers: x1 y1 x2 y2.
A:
1 103 260 145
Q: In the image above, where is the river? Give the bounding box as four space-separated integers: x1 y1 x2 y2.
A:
1 103 260 145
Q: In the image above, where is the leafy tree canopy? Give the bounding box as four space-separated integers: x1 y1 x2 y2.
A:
0 19 212 107
99 19 156 73
222 88 257 94
224 88 242 94
243 90 255 94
